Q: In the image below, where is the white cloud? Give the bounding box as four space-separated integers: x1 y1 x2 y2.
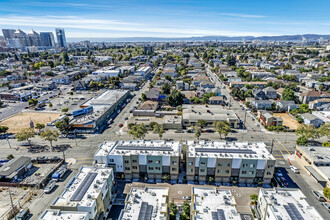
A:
219 13 266 18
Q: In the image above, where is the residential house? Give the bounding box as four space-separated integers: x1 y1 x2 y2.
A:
251 100 273 110
252 89 266 100
300 113 324 128
309 98 330 109
263 87 277 99
209 96 225 105
144 89 161 101
133 100 158 117
275 100 298 111
299 90 330 104
258 111 283 127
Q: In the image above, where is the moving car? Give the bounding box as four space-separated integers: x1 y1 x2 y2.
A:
290 166 300 174
44 179 56 193
312 190 326 202
16 209 30 220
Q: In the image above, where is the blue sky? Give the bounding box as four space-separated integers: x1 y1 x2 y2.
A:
0 0 329 39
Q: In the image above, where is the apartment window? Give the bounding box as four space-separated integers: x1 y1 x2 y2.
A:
125 167 130 171
109 159 114 163
132 166 137 169
172 168 177 171
155 167 161 170
132 160 137 163
266 172 272 175
201 162 206 165
148 160 153 163
124 160 129 164
226 163 231 167
148 167 154 170
172 161 177 165
200 169 205 172
250 164 255 168
225 170 230 174
242 171 247 174
188 162 194 166
218 163 223 166
267 165 273 168
217 170 222 174
155 160 160 164
189 169 194 172
243 164 248 167
249 171 254 175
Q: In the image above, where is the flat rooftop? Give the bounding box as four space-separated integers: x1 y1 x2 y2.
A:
95 140 181 157
52 166 113 209
192 187 240 220
40 209 88 220
120 187 169 220
260 188 323 220
182 105 239 122
186 141 275 160
298 146 330 165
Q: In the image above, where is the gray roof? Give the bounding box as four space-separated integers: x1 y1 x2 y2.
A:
263 87 276 92
0 156 31 177
301 113 320 121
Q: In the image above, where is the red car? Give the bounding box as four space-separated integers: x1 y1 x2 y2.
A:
119 123 123 128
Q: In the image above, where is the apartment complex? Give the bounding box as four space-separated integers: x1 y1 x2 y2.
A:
191 187 240 220
119 186 169 220
257 188 323 220
50 166 114 220
94 140 181 182
295 146 330 187
186 141 276 184
40 209 89 220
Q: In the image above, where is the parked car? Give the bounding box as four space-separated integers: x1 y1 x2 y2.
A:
322 202 330 212
44 179 56 193
119 123 123 128
15 209 30 220
312 190 326 202
290 166 300 174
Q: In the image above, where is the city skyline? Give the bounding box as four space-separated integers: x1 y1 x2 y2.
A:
0 0 330 39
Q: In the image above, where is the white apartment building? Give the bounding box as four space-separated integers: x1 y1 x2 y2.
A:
40 209 89 220
50 166 114 220
257 188 323 220
119 186 169 220
191 187 240 220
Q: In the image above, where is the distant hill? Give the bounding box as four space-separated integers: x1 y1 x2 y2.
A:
68 34 330 42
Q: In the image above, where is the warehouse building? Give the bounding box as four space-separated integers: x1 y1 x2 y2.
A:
257 188 323 220
119 186 169 220
50 166 114 220
94 140 181 182
0 156 32 181
186 141 276 184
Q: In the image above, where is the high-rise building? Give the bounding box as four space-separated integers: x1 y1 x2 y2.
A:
13 29 30 49
40 32 55 47
55 28 67 48
28 30 42 47
2 29 15 40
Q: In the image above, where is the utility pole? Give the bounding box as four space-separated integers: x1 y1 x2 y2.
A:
270 139 274 154
9 189 17 220
6 138 11 148
62 150 65 162
242 111 247 141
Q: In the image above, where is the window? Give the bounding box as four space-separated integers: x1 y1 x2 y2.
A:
250 164 255 168
200 169 205 172
172 161 177 165
249 171 254 175
132 160 137 163
242 171 247 174
124 160 129 164
188 162 194 166
201 162 206 165
155 160 160 164
217 170 222 174
189 169 194 172
266 172 272 175
125 167 130 171
226 163 231 167
267 165 273 168
225 170 230 174
243 164 248 167
155 167 161 170
218 163 223 166
172 168 177 171
148 167 154 170
148 160 153 163
132 166 137 169
109 159 114 163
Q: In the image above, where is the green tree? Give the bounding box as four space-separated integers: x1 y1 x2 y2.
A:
198 119 207 128
226 55 236 66
61 51 69 64
169 202 178 220
128 124 147 139
28 98 38 107
141 93 147 102
6 154 14 160
153 124 165 139
213 121 231 139
49 102 53 108
250 194 258 201
295 124 320 140
16 128 35 145
194 126 201 140
180 201 190 220
166 90 185 107
296 136 308 145
319 123 330 139
62 108 69 113
323 187 330 199
161 83 171 94
0 126 9 134
55 117 72 135
35 123 45 130
282 88 295 101
296 116 304 123
40 129 59 149
165 75 172 81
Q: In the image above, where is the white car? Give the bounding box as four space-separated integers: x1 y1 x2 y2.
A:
290 166 300 174
44 180 56 193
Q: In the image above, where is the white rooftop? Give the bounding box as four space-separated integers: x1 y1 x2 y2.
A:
95 140 181 157
192 187 240 220
52 166 113 208
187 140 275 160
120 187 169 220
260 188 323 220
40 210 88 220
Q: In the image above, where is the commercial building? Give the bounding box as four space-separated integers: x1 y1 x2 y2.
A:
92 66 120 78
40 32 56 47
295 146 330 187
257 188 323 220
50 166 114 220
182 105 240 128
71 90 130 133
191 187 240 220
94 140 181 182
119 186 169 220
0 156 32 181
40 209 89 220
55 28 67 48
186 141 276 184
